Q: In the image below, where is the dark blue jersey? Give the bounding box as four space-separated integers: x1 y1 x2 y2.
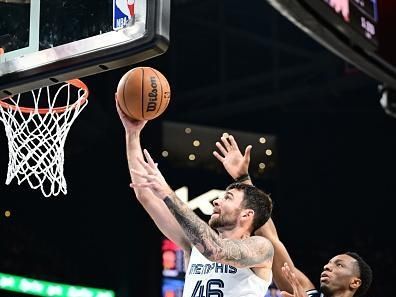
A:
306 289 323 297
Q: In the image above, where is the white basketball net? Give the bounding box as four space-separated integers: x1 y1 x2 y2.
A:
0 80 89 197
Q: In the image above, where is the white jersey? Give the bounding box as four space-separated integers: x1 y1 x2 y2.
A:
182 246 271 297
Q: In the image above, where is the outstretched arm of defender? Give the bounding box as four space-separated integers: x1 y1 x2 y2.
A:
213 134 253 185
279 263 310 297
256 220 315 293
214 134 315 293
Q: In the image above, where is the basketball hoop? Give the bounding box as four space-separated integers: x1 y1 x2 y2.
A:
0 79 89 197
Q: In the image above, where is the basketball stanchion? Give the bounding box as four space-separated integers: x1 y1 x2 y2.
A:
0 79 89 197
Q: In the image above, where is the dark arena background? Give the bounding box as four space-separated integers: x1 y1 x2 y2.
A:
1 1 395 297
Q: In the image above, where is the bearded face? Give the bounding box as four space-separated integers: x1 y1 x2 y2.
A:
208 192 244 230
209 208 241 230
208 188 248 231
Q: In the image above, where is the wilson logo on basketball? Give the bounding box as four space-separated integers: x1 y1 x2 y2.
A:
117 66 170 120
146 76 158 112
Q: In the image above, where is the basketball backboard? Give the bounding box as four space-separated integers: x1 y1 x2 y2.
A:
0 0 170 97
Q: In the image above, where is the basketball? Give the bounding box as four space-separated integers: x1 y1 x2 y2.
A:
116 67 171 120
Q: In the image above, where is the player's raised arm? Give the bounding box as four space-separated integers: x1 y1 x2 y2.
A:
213 134 253 185
256 219 315 293
214 133 315 293
115 95 191 254
279 263 310 297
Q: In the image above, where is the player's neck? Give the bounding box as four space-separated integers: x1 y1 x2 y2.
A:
217 228 250 240
326 291 355 297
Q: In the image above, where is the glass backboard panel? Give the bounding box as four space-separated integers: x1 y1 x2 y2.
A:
0 0 170 96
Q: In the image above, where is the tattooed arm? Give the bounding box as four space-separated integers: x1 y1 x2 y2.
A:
163 191 274 268
130 150 274 268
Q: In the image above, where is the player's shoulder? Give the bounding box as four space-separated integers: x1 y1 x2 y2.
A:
248 235 274 255
306 289 323 297
249 235 274 246
250 234 272 243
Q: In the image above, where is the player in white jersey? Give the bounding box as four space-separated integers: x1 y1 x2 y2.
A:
116 100 274 297
184 242 271 296
213 134 373 297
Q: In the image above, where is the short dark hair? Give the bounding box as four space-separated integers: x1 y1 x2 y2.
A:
345 252 373 297
226 182 272 232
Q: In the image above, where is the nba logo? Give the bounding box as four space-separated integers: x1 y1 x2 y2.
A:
113 0 135 30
